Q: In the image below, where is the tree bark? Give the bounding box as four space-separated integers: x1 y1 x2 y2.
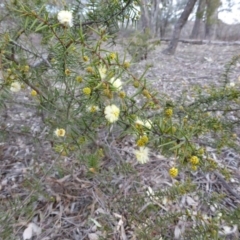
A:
151 0 161 37
159 3 172 38
140 0 151 33
190 0 206 39
162 0 198 55
205 0 221 40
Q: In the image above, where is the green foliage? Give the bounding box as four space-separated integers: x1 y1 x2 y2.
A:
125 29 161 62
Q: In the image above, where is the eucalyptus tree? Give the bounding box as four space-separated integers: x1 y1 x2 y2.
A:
163 0 197 55
190 0 206 39
205 0 222 39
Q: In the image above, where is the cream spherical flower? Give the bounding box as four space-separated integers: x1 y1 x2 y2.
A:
10 81 21 92
57 10 73 27
144 119 152 129
98 65 107 79
109 77 122 91
54 128 66 137
104 104 120 123
135 118 152 129
135 118 144 126
134 147 149 164
86 105 99 113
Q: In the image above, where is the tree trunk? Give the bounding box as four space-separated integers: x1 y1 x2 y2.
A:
190 0 206 39
205 0 221 40
159 5 172 38
162 0 198 55
140 0 151 33
151 0 161 37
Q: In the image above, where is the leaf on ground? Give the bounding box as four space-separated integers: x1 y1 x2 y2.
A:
23 223 41 240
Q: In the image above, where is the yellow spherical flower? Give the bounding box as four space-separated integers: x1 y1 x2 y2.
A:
83 55 89 62
183 116 188 124
89 167 97 173
109 52 116 60
61 150 68 156
123 61 130 69
169 167 178 178
97 148 104 158
83 87 91 95
137 135 149 147
142 89 151 98
65 69 71 76
86 66 94 73
57 10 73 27
133 80 140 88
119 91 126 98
31 90 37 96
165 108 173 117
102 35 108 41
191 165 198 171
171 126 177 133
10 81 21 92
104 104 120 123
179 106 184 111
198 148 205 155
76 76 83 83
54 128 66 137
134 147 149 164
190 156 199 165
23 65 30 72
103 89 113 98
